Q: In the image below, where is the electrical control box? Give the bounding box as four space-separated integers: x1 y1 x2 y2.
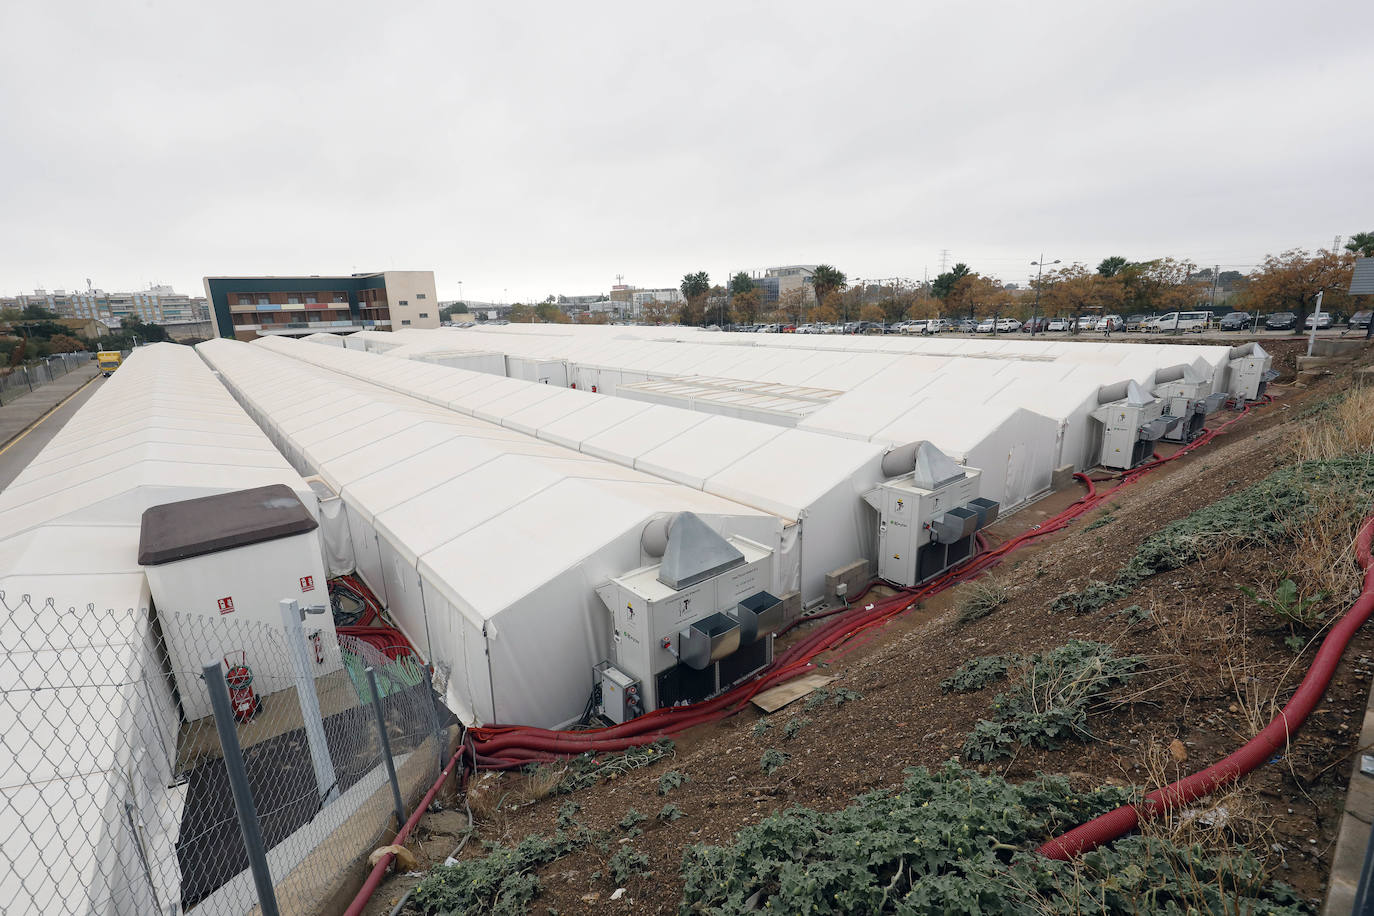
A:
595 513 776 717
593 663 642 724
863 443 997 588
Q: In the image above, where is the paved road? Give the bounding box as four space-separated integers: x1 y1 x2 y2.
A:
0 375 105 492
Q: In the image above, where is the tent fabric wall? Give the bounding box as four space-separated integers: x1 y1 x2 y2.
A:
261 337 896 602
0 344 320 916
197 339 782 728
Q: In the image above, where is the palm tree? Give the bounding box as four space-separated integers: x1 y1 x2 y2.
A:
1345 232 1374 258
811 264 846 309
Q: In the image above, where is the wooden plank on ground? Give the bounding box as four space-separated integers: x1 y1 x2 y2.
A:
750 674 835 713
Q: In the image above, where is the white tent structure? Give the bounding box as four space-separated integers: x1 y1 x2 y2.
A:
0 344 319 916
196 339 784 728
254 336 901 602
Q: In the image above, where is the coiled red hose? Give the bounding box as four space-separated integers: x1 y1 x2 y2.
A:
1039 513 1374 859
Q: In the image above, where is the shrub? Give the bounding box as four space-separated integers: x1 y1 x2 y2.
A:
760 748 790 775
618 809 647 832
608 845 651 884
1240 578 1328 631
410 828 588 915
751 717 772 738
957 578 1009 624
782 716 811 740
657 803 684 822
678 762 1304 915
960 640 1142 760
941 654 1013 693
657 770 689 795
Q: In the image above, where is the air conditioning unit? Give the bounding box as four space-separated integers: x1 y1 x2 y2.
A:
1154 370 1229 444
1091 381 1182 470
863 442 999 589
1228 343 1278 402
594 513 777 721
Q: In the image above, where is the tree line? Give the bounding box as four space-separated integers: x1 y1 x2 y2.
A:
661 232 1370 333
0 304 173 365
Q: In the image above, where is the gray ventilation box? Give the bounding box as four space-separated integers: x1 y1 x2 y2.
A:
912 442 966 490
969 497 1000 529
933 506 978 544
657 512 746 590
731 590 782 644
678 613 741 670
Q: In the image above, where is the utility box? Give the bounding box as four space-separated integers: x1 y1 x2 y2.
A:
864 442 996 588
1155 371 1229 443
1229 345 1278 402
1091 382 1181 471
595 513 776 717
138 484 339 722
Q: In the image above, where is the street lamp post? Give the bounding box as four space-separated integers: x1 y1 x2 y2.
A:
1030 256 1060 337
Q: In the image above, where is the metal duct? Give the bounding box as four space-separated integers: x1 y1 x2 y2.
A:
641 515 674 558
1096 380 1132 404
656 512 745 589
1229 342 1264 360
1153 364 1193 385
881 440 929 478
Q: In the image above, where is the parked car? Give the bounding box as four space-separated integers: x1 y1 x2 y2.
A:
1349 311 1372 330
1144 310 1212 332
950 318 975 333
1046 317 1070 332
997 318 1022 332
1074 316 1096 331
1095 315 1125 332
1123 313 1150 331
1020 316 1050 333
929 318 952 333
1265 312 1297 331
1219 311 1252 331
1304 312 1333 330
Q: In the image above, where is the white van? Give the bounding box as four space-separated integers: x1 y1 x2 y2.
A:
1145 310 1212 333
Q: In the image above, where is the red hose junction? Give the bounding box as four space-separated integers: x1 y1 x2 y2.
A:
350 398 1369 912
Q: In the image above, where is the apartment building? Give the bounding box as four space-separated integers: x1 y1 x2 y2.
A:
204 270 439 341
765 265 817 303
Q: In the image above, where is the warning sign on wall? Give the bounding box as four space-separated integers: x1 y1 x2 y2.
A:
217 597 235 615
300 576 315 592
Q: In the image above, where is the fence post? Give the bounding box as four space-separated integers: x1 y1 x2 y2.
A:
203 660 281 916
23 366 32 392
366 666 407 830
278 599 339 807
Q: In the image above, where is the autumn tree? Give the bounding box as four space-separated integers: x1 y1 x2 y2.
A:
812 302 839 324
641 299 672 325
778 287 809 324
678 298 706 326
508 303 536 323
535 302 568 323
47 333 86 353
1240 249 1354 334
931 263 971 300
811 265 847 306
1117 258 1199 315
1346 232 1374 258
731 288 762 325
946 273 1012 321
859 304 886 324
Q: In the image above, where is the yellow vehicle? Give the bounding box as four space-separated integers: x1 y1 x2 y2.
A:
97 350 122 376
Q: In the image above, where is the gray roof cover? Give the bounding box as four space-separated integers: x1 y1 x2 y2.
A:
138 484 318 565
657 511 745 589
1352 259 1374 296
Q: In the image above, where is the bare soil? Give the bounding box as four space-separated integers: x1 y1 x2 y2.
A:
364 355 1372 916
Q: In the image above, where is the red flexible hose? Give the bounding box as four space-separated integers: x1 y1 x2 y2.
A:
1039 514 1374 859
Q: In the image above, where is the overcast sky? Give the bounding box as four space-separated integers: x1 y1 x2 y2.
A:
2 0 1369 302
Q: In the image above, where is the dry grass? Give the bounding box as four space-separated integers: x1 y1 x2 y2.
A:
1290 388 1374 463
957 577 1010 624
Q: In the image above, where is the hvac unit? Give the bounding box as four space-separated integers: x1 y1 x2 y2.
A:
1228 343 1278 402
138 484 339 722
1154 369 1229 444
594 512 778 721
863 442 999 589
1091 381 1181 471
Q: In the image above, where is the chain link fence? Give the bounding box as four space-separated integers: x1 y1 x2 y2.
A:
0 592 444 916
0 351 94 405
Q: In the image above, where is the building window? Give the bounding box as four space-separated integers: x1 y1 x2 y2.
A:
398 299 408 306
287 296 301 304
419 312 429 318
416 293 426 299
401 319 412 326
305 294 317 304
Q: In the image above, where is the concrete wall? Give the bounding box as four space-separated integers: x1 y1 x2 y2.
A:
383 271 441 331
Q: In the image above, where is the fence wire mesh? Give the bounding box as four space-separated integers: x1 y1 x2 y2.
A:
0 352 92 405
0 592 443 916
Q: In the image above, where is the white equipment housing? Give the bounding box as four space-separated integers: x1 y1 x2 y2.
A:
1091 381 1181 471
1228 343 1277 402
138 484 338 721
595 513 777 719
1154 370 1229 444
864 442 998 588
